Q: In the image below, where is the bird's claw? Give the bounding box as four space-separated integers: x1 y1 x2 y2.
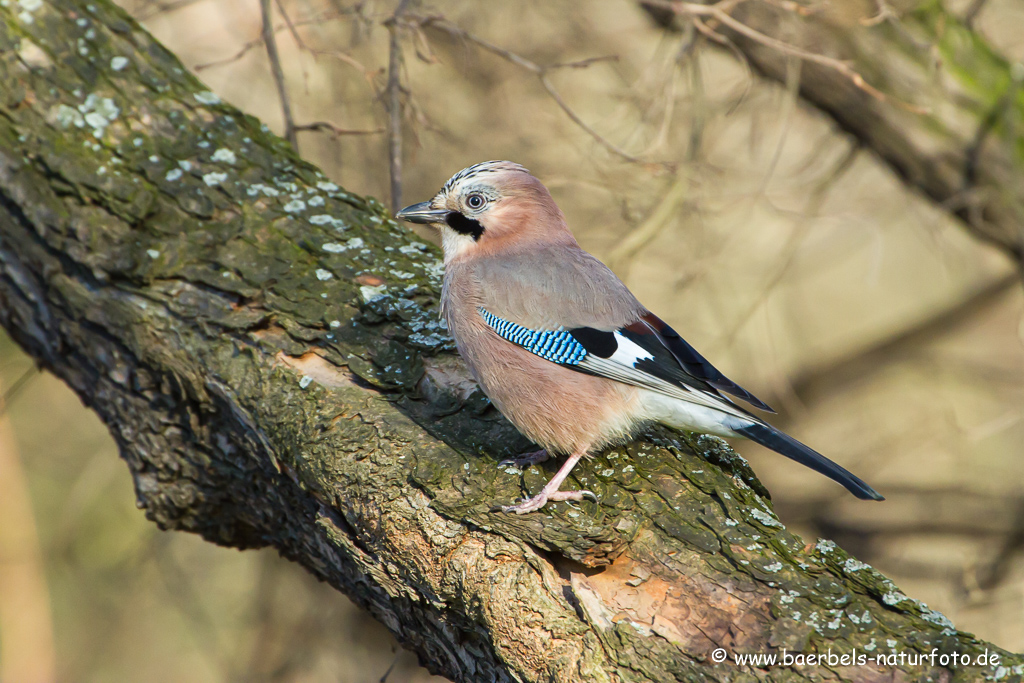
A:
498 489 598 515
497 449 550 470
500 496 548 515
558 489 598 503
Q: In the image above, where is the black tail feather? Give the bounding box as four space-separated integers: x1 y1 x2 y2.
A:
735 423 884 501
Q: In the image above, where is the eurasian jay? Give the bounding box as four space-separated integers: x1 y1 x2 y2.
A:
397 160 883 514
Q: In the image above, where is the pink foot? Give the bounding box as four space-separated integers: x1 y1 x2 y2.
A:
499 489 597 515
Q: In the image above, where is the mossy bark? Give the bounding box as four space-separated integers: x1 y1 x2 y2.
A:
0 1 1021 681
645 0 1024 264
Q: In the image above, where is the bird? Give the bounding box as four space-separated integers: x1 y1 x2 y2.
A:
396 160 883 514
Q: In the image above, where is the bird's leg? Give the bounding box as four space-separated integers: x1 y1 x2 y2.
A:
500 448 597 515
497 449 550 469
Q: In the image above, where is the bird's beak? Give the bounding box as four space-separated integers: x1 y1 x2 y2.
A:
396 201 449 225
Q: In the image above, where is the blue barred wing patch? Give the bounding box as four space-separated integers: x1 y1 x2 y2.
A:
479 308 587 365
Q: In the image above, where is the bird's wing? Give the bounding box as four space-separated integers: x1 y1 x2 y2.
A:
478 306 883 501
477 308 771 418
628 313 774 412
470 244 771 412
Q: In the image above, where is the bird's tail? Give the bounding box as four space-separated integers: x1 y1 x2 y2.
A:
734 423 884 501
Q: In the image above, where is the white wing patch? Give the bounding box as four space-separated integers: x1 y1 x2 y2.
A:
608 331 653 366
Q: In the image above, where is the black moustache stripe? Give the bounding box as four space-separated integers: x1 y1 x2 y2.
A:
445 211 484 240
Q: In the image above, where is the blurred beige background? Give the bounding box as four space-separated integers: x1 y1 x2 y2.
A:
2 0 1023 680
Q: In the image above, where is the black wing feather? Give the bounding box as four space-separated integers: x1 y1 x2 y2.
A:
567 326 617 358
565 321 766 417
615 327 722 394
638 314 774 413
568 325 725 395
735 423 884 500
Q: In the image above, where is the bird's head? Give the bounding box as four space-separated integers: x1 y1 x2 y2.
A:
396 160 574 261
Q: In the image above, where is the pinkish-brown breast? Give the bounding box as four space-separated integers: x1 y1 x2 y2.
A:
442 258 644 455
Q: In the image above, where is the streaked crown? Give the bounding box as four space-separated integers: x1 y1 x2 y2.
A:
437 160 530 198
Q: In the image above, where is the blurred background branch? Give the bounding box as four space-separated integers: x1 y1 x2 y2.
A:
386 0 413 213
261 0 298 149
787 271 1019 410
642 0 1024 266
411 12 645 163
0 374 57 683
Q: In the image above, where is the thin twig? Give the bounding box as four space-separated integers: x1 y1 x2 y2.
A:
414 14 642 163
294 121 385 137
0 366 37 420
682 30 704 160
193 9 343 72
274 0 310 51
754 55 801 197
133 0 205 20
385 0 414 215
860 0 898 27
537 74 643 163
273 0 314 93
691 16 753 115
607 174 689 270
548 55 620 70
261 0 298 150
305 46 378 83
649 0 920 112
683 1 887 99
963 0 990 29
194 35 265 72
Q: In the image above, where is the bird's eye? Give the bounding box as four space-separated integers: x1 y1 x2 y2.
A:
465 193 485 210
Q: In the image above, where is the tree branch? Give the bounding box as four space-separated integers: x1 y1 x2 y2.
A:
261 0 298 150
0 375 56 683
293 121 385 137
788 271 1019 407
385 0 412 214
1 2 1021 681
963 0 990 29
642 0 1024 267
654 0 899 106
414 13 646 163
